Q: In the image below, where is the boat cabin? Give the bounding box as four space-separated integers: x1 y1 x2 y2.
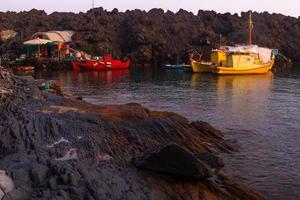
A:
211 45 273 68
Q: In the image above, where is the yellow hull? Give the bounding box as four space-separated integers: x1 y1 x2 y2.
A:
213 61 274 75
191 60 214 73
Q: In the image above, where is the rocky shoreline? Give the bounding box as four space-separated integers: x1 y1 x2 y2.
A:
0 67 265 200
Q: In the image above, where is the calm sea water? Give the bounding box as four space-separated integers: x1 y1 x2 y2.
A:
23 67 300 200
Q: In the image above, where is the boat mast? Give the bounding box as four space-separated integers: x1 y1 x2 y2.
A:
248 11 253 45
92 0 95 8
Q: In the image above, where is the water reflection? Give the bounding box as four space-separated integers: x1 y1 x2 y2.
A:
191 73 274 130
72 70 131 85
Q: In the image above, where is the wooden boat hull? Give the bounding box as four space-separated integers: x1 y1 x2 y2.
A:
191 60 214 73
72 60 130 71
105 60 131 69
213 61 274 75
72 60 105 70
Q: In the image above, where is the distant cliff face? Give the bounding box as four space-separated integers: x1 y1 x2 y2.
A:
0 8 299 65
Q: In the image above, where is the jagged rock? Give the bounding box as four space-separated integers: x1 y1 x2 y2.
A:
191 121 223 140
197 153 225 171
47 178 57 190
30 164 48 185
2 187 28 200
134 144 213 179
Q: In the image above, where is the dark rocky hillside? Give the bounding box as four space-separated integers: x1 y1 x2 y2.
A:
0 7 299 65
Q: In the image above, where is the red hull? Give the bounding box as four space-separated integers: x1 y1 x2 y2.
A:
72 60 106 70
105 60 131 69
72 59 130 71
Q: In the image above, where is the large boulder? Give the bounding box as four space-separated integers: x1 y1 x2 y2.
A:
197 153 225 171
133 144 213 180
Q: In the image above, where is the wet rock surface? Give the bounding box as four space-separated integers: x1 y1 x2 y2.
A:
196 153 225 171
134 144 213 180
0 67 265 199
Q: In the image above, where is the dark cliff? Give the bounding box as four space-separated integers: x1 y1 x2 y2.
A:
0 7 299 65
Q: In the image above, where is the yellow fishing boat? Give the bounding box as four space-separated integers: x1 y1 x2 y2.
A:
214 62 274 75
211 46 275 75
192 11 277 75
191 60 214 73
213 12 276 75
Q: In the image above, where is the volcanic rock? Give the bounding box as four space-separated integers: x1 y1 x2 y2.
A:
134 144 213 179
2 187 29 200
30 164 48 185
0 8 298 70
197 153 225 171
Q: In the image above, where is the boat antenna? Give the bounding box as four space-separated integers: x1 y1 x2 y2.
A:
219 34 222 47
248 11 253 45
92 0 95 8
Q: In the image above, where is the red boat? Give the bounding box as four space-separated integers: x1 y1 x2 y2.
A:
72 55 130 71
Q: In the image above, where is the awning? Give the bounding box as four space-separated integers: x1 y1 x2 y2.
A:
218 45 273 63
219 45 259 54
23 38 53 45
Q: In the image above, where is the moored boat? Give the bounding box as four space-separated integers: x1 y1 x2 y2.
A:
72 60 106 70
213 62 274 75
191 11 277 75
72 54 130 71
191 60 214 73
213 12 277 75
211 45 276 75
163 64 191 70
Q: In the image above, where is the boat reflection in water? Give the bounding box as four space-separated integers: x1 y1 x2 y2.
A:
28 69 130 99
72 69 131 85
191 72 274 130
